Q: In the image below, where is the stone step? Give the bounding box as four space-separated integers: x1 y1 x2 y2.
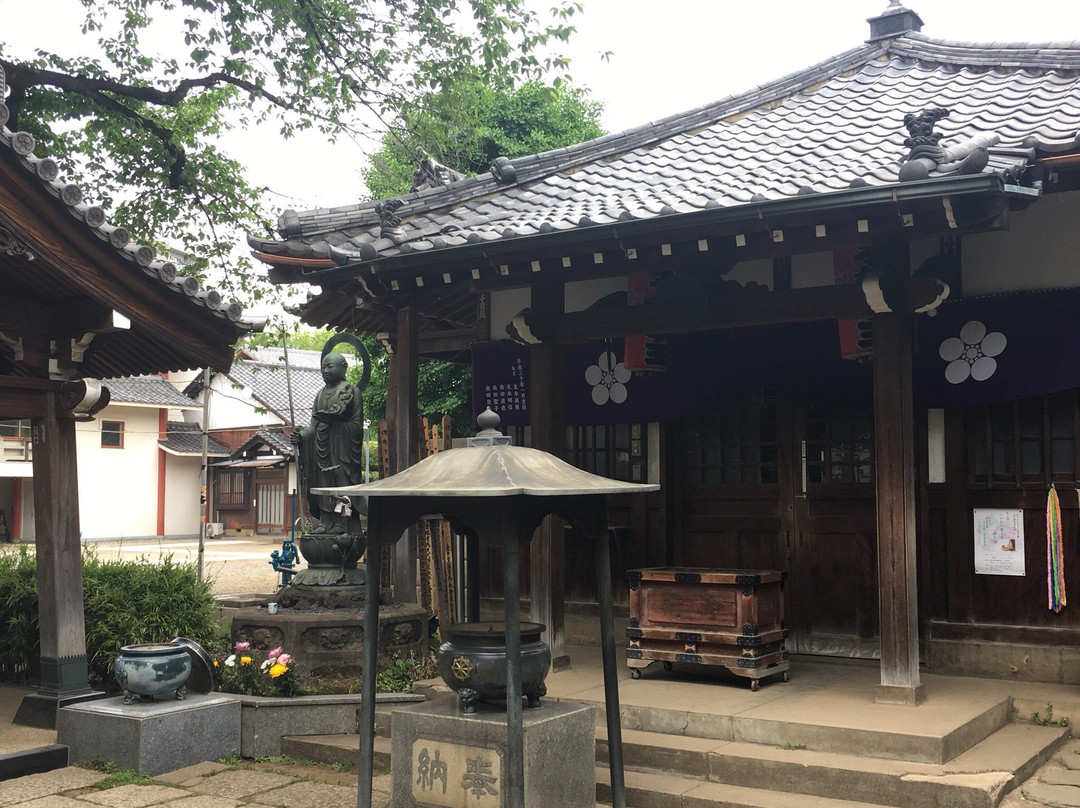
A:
281 733 391 772
598 766 898 808
597 722 1068 808
596 693 1014 764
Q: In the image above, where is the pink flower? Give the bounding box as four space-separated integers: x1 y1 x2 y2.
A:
234 641 250 651
268 646 283 659
277 653 292 666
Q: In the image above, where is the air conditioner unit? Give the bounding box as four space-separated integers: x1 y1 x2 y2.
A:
206 522 224 538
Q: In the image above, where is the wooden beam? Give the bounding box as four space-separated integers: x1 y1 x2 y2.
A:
528 282 568 670
391 306 419 604
872 237 925 705
556 283 872 345
28 390 93 710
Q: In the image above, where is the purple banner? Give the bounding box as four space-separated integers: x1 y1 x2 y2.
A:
472 289 1080 427
471 341 530 426
914 287 1080 408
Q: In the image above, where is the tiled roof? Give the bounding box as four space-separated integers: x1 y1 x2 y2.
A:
159 421 231 456
226 348 326 426
103 375 199 408
232 427 296 459
0 67 259 332
251 33 1080 272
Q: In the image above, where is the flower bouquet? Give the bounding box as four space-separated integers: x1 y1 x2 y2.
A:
214 642 301 697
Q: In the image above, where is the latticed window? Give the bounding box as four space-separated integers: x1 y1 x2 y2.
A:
967 390 1077 485
217 469 248 510
805 408 873 485
684 399 779 485
565 423 644 482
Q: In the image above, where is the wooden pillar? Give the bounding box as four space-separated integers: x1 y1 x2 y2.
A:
15 389 96 727
390 307 419 604
873 306 925 705
528 283 567 669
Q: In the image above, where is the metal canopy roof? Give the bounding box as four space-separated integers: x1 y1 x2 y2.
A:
316 443 658 498
314 410 659 499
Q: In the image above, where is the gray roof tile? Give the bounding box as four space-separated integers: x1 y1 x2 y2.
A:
159 421 231 456
103 376 199 408
253 32 1080 276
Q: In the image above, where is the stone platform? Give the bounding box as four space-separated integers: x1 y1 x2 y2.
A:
391 695 595 808
56 693 240 776
230 602 429 677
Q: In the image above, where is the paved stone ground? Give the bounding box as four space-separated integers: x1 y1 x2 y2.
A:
1003 738 1080 808
0 762 394 808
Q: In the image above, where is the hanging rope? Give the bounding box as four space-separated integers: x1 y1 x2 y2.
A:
1047 486 1066 613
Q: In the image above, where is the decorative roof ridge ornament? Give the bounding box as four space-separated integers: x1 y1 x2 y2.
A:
410 147 464 193
899 107 992 182
490 156 517 186
375 198 406 242
867 0 924 42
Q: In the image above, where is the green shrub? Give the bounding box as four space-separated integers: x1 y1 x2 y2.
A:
0 546 221 688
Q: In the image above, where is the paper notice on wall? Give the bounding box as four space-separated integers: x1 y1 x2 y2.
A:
974 508 1025 576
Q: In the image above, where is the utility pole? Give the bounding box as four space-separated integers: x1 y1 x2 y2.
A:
198 366 211 583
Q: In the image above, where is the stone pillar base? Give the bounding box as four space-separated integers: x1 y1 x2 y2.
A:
57 693 240 776
875 683 927 706
13 691 105 729
391 695 595 808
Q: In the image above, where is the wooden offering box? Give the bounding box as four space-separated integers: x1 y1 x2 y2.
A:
626 567 789 691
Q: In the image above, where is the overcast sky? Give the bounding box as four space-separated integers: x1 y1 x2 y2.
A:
3 0 1078 213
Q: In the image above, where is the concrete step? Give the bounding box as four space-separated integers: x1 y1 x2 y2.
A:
598 722 1068 808
598 766 899 808
281 734 391 772
610 693 1014 764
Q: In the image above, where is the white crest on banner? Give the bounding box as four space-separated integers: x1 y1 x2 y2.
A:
585 351 631 405
938 320 1006 384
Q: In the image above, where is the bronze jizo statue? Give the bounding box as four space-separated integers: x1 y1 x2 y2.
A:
287 334 371 595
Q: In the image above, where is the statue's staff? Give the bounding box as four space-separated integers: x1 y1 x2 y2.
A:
270 330 301 586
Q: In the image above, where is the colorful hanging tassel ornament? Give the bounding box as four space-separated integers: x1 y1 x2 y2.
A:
1047 487 1066 613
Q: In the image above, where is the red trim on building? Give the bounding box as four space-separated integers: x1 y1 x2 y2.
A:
11 478 22 540
157 409 167 536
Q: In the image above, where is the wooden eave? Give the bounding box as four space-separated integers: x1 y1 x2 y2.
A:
291 174 1030 344
0 152 241 377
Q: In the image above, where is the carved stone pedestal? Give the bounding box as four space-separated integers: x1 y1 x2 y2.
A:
230 602 428 678
391 695 595 808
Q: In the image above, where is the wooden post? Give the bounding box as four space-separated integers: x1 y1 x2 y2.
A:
15 389 97 727
873 306 925 705
390 307 419 604
528 282 568 669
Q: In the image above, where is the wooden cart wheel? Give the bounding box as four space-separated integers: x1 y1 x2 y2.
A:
663 661 674 672
750 679 761 692
630 668 642 679
782 671 790 682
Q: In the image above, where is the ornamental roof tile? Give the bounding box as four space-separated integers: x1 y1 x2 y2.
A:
251 32 1080 276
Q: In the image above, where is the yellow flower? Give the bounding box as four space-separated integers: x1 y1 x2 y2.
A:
269 663 289 678
240 656 253 665
212 660 219 667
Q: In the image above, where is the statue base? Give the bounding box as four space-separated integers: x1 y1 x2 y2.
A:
230 601 429 679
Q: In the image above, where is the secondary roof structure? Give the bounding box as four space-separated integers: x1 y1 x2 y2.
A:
253 11 1080 344
1 64 261 379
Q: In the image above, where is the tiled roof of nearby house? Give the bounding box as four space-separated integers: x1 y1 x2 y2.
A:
252 30 1080 292
159 421 231 456
226 348 326 427
231 427 295 459
103 376 199 408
